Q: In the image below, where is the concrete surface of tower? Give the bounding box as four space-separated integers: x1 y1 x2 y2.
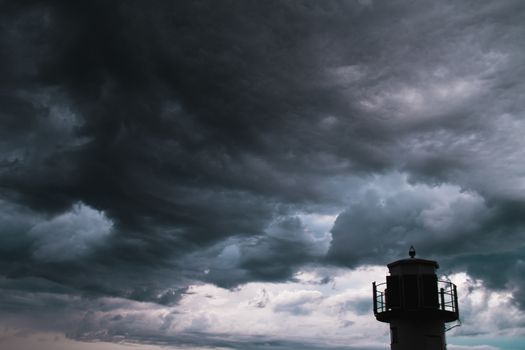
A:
372 247 459 350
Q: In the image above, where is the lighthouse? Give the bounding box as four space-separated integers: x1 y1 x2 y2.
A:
372 247 459 350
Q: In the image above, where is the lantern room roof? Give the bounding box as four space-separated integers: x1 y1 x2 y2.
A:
387 258 439 269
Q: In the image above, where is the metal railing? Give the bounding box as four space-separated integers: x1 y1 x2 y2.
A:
438 280 458 313
373 281 387 314
373 279 458 315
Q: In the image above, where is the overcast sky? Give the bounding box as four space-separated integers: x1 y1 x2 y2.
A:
2 1 525 349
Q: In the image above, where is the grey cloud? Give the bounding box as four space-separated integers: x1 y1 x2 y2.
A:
183 215 330 287
273 290 323 315
28 202 113 262
72 331 382 350
327 175 525 307
338 297 372 316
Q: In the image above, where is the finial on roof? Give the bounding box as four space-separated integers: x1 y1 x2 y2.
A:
409 246 416 258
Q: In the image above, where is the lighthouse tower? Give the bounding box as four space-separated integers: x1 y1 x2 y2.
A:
372 247 459 350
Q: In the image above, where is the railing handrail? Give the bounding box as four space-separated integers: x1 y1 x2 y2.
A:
373 278 458 315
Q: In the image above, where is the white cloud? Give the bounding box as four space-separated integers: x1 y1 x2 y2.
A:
273 290 323 315
451 273 525 338
448 345 500 350
4 266 519 350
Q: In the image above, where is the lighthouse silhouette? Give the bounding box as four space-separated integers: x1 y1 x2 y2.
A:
373 246 459 350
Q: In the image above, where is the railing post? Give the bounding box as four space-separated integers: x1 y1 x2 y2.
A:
373 282 377 314
453 284 459 314
440 288 445 310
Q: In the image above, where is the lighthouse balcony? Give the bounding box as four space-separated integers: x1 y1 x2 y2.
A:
373 277 459 323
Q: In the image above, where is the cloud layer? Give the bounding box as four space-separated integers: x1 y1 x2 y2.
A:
2 0 525 349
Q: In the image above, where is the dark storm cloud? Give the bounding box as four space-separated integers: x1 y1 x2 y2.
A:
0 0 381 300
3 1 525 345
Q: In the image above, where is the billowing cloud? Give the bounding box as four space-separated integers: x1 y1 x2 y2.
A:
28 202 113 262
273 290 323 315
328 173 525 311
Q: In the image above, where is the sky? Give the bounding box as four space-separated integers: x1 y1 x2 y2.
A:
1 0 525 349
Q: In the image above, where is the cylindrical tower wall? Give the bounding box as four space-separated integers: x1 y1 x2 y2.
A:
389 319 445 350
